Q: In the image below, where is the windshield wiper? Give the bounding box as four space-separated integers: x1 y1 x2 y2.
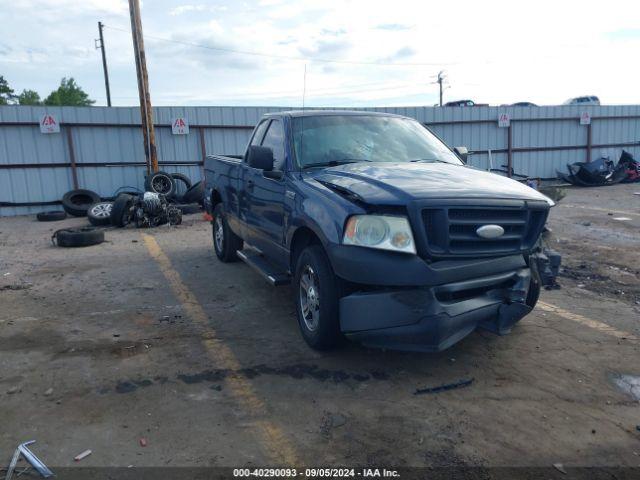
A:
303 158 372 169
409 158 452 164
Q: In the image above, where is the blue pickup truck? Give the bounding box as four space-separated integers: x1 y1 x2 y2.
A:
204 111 559 352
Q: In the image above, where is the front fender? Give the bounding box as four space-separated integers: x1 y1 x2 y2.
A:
286 177 365 250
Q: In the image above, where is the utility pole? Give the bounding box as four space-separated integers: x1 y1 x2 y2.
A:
95 22 112 107
437 71 445 107
128 0 158 173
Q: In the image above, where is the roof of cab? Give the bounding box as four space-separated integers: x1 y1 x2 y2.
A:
264 109 406 119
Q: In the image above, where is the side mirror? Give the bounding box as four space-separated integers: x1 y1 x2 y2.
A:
453 146 469 164
247 145 274 171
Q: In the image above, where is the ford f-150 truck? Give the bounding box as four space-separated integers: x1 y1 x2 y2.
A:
204 110 559 352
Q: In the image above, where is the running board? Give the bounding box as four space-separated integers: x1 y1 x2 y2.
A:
236 250 291 286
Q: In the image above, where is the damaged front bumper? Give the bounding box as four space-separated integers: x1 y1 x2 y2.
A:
329 242 561 352
340 268 534 352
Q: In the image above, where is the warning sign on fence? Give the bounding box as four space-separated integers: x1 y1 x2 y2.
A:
40 114 60 134
498 113 510 128
580 111 591 125
171 117 189 135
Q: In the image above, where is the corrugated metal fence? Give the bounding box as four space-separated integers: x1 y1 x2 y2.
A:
1 104 639 216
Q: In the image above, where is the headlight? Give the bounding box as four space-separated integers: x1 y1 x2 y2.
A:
343 215 416 254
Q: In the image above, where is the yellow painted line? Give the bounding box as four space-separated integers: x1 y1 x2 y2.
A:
537 301 638 341
142 233 298 465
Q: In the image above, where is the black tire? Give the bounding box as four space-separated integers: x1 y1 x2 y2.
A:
212 203 242 262
110 193 135 227
294 245 341 350
183 181 204 205
175 203 201 215
171 173 192 197
37 211 67 222
87 201 114 226
145 171 176 197
61 189 101 217
526 267 542 308
52 227 104 248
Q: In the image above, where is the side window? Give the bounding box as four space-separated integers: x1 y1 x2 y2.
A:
261 120 285 171
250 121 269 147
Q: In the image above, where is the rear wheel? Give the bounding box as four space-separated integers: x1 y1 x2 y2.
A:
294 245 341 350
212 203 242 262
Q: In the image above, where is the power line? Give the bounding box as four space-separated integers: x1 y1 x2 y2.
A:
95 80 433 103
104 24 456 67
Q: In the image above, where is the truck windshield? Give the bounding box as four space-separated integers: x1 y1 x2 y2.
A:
292 115 462 168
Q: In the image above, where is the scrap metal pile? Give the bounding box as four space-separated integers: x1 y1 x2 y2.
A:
39 171 205 247
557 150 640 186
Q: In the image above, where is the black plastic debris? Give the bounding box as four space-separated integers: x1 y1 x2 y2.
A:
414 377 474 395
557 150 640 186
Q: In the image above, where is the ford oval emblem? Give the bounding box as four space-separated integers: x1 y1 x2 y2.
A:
476 224 505 239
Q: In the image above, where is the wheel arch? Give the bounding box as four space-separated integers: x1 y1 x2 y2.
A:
209 189 223 214
289 226 323 271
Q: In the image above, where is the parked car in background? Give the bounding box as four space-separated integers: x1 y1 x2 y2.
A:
509 102 538 107
444 99 475 107
204 111 559 352
564 96 600 106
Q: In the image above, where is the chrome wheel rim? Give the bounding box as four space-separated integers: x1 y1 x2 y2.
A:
299 265 320 331
214 216 224 252
151 174 172 194
90 203 112 218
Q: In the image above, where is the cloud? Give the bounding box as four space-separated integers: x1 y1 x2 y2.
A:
320 28 347 36
378 46 416 63
148 32 262 71
169 5 208 16
375 23 413 31
298 38 351 59
14 0 127 17
605 28 640 40
3 0 640 107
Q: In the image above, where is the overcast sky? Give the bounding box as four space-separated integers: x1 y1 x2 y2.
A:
1 0 639 107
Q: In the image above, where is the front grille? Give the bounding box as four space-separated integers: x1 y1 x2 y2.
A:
421 205 547 257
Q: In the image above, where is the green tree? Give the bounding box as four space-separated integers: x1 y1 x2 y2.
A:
18 89 42 105
44 77 94 106
0 75 16 105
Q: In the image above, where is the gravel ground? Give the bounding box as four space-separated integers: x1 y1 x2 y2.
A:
1 185 639 473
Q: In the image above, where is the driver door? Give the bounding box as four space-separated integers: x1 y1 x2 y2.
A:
242 119 287 266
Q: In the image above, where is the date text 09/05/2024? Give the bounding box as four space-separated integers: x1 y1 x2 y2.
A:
232 468 400 477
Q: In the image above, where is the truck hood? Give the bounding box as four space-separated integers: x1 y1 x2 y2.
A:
309 162 553 206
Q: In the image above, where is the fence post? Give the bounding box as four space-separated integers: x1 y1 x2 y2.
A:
65 125 79 189
586 122 592 163
198 127 206 179
507 123 513 177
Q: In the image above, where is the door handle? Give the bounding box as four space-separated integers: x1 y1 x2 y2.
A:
246 179 254 191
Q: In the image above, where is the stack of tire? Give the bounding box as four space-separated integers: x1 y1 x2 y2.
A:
43 189 107 247
144 171 204 214
43 171 204 245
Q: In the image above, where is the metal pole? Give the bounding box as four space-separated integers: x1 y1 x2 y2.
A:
586 122 592 163
507 123 513 178
97 22 112 107
128 0 158 173
65 126 79 189
437 71 444 107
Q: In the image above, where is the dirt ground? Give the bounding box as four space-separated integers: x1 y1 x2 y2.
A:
1 184 639 473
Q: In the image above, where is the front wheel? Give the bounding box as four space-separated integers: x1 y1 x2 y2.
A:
212 204 243 262
526 267 542 308
294 245 342 350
